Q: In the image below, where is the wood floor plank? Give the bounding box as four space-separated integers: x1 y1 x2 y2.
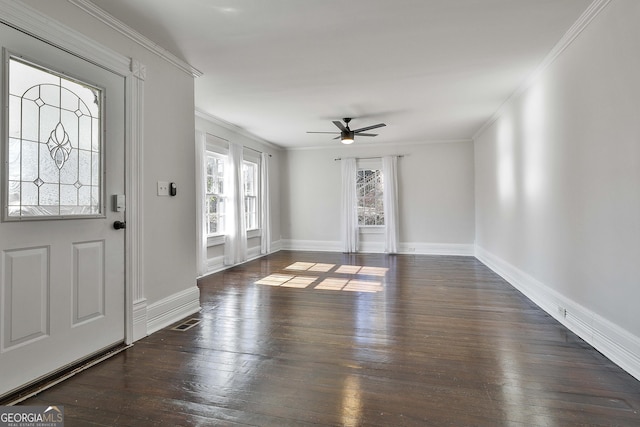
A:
17 251 640 425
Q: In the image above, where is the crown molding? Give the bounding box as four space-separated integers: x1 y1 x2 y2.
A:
0 0 129 74
286 138 473 152
472 0 612 141
195 109 284 151
68 0 203 78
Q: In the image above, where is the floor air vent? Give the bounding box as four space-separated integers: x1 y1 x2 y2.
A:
171 318 201 331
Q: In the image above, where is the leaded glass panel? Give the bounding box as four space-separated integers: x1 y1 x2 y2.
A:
5 57 103 219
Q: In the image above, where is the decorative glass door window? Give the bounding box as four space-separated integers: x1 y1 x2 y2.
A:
5 56 103 219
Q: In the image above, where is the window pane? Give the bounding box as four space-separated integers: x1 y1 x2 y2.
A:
356 168 384 226
6 57 102 219
205 153 228 235
243 161 258 230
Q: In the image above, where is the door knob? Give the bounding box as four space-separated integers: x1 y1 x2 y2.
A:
113 220 126 230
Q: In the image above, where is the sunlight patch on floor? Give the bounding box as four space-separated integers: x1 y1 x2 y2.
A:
256 273 383 293
281 275 318 288
315 277 348 290
285 262 388 276
255 274 295 286
256 261 389 292
284 262 317 271
309 263 336 272
316 278 383 293
336 265 361 274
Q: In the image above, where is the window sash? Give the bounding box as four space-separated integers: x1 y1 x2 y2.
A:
243 160 258 231
356 168 384 226
206 153 226 236
204 153 261 239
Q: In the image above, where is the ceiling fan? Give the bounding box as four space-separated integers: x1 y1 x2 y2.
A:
307 118 386 144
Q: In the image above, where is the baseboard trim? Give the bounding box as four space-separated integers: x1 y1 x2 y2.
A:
281 240 474 256
280 239 342 252
475 245 640 382
146 286 201 335
270 239 283 252
206 255 225 274
132 299 148 342
401 242 475 256
201 247 283 278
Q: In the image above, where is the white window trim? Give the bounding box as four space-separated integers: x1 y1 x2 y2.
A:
356 158 384 228
204 133 229 239
205 151 227 238
243 159 259 232
359 226 384 234
207 229 260 247
243 148 261 233
207 234 225 247
204 141 264 247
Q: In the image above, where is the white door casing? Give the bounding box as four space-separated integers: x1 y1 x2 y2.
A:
0 23 126 397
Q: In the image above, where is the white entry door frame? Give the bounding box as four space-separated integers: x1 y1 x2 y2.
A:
0 0 145 376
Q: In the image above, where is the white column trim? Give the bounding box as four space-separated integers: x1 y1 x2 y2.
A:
126 58 146 343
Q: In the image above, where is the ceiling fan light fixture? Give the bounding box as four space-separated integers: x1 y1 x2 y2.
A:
307 118 385 144
341 130 355 144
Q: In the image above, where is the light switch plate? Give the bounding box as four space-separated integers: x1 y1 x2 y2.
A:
157 181 169 196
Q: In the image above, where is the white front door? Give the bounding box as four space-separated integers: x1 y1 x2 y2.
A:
0 23 125 397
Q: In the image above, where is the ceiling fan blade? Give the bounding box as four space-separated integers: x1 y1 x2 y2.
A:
333 136 341 140
332 120 348 132
356 133 378 137
307 131 340 134
353 123 386 133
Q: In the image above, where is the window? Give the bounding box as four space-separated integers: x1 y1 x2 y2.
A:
356 168 384 226
202 142 261 241
5 56 103 219
243 161 258 230
205 153 225 235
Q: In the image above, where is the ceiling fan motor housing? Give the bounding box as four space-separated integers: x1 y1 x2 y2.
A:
341 130 355 140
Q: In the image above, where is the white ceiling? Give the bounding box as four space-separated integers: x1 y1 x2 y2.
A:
87 0 593 149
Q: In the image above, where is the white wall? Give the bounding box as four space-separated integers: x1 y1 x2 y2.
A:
474 0 640 379
196 114 283 272
281 141 475 254
23 0 200 330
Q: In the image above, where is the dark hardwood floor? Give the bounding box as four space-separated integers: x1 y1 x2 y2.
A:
21 251 640 426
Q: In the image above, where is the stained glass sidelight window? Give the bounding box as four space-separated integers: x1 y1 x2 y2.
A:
5 57 103 219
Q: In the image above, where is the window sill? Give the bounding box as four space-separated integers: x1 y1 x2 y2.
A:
207 234 225 247
207 229 262 247
247 228 262 239
359 226 384 235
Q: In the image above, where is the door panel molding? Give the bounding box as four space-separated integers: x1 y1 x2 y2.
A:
1 246 49 351
72 240 105 326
